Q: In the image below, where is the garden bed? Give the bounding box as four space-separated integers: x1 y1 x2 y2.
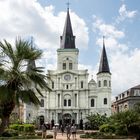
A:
80 132 135 139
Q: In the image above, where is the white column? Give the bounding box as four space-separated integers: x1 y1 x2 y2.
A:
77 112 79 124
60 94 61 108
23 104 27 123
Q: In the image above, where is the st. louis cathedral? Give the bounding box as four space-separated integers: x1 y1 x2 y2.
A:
24 8 111 126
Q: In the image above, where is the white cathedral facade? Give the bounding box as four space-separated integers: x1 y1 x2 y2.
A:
23 8 111 126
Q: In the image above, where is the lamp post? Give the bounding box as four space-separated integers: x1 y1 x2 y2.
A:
52 112 54 120
51 112 54 128
80 112 83 130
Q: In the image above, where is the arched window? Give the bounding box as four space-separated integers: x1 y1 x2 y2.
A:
66 85 69 89
63 63 66 70
68 99 71 106
75 94 77 107
104 80 107 87
64 99 67 106
40 99 44 107
104 98 107 105
91 99 95 107
109 81 111 87
69 63 72 70
52 81 54 89
98 81 101 87
81 81 83 88
58 94 60 107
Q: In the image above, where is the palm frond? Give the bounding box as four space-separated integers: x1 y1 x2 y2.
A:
18 89 40 106
0 37 50 110
0 85 14 102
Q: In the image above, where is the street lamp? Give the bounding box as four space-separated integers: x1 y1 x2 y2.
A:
80 112 82 120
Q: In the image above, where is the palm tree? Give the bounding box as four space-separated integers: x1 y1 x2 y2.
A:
0 38 50 134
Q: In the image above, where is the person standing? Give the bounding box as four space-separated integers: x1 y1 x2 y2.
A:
60 124 64 136
66 124 71 140
71 124 77 140
42 122 47 140
53 124 58 139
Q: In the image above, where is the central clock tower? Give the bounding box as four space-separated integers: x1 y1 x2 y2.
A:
57 8 79 71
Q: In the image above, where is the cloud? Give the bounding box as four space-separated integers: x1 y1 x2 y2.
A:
0 0 89 72
117 4 137 22
93 16 125 39
93 16 127 52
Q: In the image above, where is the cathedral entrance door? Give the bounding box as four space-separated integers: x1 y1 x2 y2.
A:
39 115 44 125
63 113 72 125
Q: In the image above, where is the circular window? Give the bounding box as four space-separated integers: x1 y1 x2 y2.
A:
64 74 71 81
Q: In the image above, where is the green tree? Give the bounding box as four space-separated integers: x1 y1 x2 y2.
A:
134 102 140 114
86 113 109 130
0 38 50 134
110 110 140 137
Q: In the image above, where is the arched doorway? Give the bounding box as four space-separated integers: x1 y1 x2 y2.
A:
39 115 44 126
63 113 72 125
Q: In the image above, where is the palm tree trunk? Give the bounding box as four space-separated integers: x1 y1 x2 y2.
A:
0 101 15 135
0 116 9 135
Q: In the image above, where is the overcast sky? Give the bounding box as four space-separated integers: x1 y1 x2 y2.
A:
0 0 140 100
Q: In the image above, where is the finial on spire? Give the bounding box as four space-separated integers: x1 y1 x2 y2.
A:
103 35 105 47
91 75 93 79
66 0 70 10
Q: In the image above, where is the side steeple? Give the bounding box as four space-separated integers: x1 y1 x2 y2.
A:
60 7 76 49
97 37 110 74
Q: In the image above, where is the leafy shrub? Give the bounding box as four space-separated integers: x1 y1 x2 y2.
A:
86 113 109 130
9 124 19 130
18 124 24 131
1 129 18 137
80 131 132 139
24 124 35 132
115 124 128 136
100 124 116 133
10 123 35 133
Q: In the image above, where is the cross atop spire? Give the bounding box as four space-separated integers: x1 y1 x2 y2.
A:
103 35 105 45
66 1 70 10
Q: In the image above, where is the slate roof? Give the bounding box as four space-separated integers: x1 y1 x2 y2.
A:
60 8 76 49
97 38 110 74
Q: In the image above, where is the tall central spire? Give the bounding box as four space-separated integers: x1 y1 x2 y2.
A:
97 37 110 74
60 6 76 49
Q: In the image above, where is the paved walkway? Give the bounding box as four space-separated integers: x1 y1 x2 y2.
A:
41 131 135 140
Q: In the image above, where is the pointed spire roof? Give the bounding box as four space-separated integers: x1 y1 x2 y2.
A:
60 7 76 49
97 37 110 74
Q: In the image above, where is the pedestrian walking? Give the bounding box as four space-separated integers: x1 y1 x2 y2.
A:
42 122 48 140
71 124 77 140
60 124 65 136
53 124 58 139
66 124 71 140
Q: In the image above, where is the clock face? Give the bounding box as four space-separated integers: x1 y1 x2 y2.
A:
64 74 71 81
